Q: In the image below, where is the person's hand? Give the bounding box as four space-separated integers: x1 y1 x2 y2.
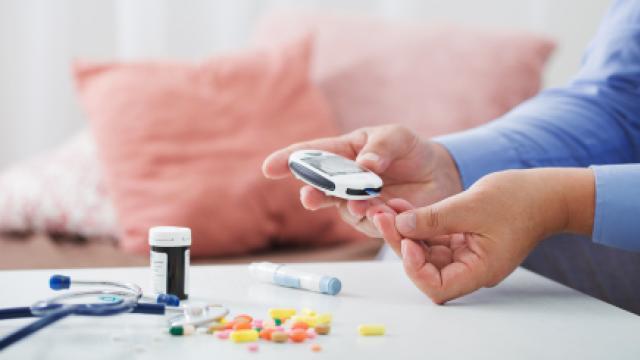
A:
371 168 595 304
262 125 462 238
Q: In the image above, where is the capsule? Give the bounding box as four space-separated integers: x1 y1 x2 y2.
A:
268 308 296 319
233 322 252 331
314 324 330 335
271 331 289 343
291 315 316 327
230 329 259 343
292 321 309 330
316 313 332 325
290 329 307 343
358 324 385 336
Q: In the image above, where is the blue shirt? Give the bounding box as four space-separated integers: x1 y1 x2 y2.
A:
435 0 640 252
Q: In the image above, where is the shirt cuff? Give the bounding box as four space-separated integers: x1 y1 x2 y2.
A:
590 164 640 251
433 126 524 190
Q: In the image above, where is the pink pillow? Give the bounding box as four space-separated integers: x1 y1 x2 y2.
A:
254 12 555 136
75 36 362 256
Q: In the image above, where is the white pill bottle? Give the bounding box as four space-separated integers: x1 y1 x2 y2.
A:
149 226 191 300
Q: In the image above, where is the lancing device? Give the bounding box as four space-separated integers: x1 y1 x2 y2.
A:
248 262 342 296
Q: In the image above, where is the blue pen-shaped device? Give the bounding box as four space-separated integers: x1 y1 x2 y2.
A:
248 262 342 296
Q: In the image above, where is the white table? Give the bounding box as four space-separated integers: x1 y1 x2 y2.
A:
0 262 638 359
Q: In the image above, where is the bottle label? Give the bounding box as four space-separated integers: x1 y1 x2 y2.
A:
150 250 167 294
184 249 190 295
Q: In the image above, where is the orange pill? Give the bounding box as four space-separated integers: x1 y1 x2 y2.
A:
224 321 236 330
233 322 252 330
290 329 307 343
259 328 274 341
310 343 322 352
291 322 309 330
234 314 253 324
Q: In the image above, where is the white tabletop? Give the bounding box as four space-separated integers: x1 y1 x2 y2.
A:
0 262 638 359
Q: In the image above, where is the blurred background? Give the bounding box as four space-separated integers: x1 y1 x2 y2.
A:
0 0 610 167
0 0 613 269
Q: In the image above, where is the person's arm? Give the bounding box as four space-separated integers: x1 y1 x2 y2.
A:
435 0 640 251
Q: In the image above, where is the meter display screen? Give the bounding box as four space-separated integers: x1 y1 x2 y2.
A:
302 155 366 176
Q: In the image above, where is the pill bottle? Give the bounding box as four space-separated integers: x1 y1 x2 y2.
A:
149 226 191 300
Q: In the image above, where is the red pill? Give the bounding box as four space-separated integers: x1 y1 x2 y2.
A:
290 329 307 343
233 322 252 330
259 328 274 341
291 322 309 330
234 314 253 324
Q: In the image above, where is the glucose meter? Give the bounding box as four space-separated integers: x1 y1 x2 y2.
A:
288 150 383 200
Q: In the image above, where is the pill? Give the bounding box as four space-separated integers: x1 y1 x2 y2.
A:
252 319 263 328
306 329 317 339
274 318 282 326
292 321 309 330
230 329 259 343
216 331 230 340
271 331 289 343
314 324 330 335
274 326 285 331
169 326 184 336
316 313 332 325
259 328 274 340
290 329 307 343
291 315 316 327
358 324 385 336
183 325 196 335
268 308 296 319
225 321 237 330
310 343 322 352
247 343 259 352
301 308 317 317
234 314 253 324
233 322 252 331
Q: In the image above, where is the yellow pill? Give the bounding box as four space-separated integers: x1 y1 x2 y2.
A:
316 313 332 325
358 324 385 336
301 308 317 317
230 329 259 343
268 308 297 320
291 315 316 327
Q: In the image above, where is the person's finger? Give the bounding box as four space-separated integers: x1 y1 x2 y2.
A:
400 239 443 302
373 213 403 256
347 199 371 218
429 245 453 270
353 125 420 174
395 192 480 240
386 198 414 213
337 202 380 237
300 186 341 210
262 131 366 179
434 247 487 303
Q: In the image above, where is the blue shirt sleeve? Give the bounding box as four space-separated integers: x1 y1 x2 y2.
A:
434 0 640 251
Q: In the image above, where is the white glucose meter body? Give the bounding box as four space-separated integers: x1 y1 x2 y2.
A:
288 150 383 200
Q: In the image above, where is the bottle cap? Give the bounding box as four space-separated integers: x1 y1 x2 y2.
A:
149 226 191 247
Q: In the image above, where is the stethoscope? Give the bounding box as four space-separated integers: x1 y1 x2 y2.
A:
0 274 228 351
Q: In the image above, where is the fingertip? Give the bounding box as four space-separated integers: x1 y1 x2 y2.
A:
387 198 415 213
262 151 290 179
347 200 369 218
400 239 425 270
356 153 386 173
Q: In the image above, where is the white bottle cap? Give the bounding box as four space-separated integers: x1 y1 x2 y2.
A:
149 226 191 247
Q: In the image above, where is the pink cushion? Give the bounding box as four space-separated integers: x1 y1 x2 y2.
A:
75 36 361 256
254 12 555 136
